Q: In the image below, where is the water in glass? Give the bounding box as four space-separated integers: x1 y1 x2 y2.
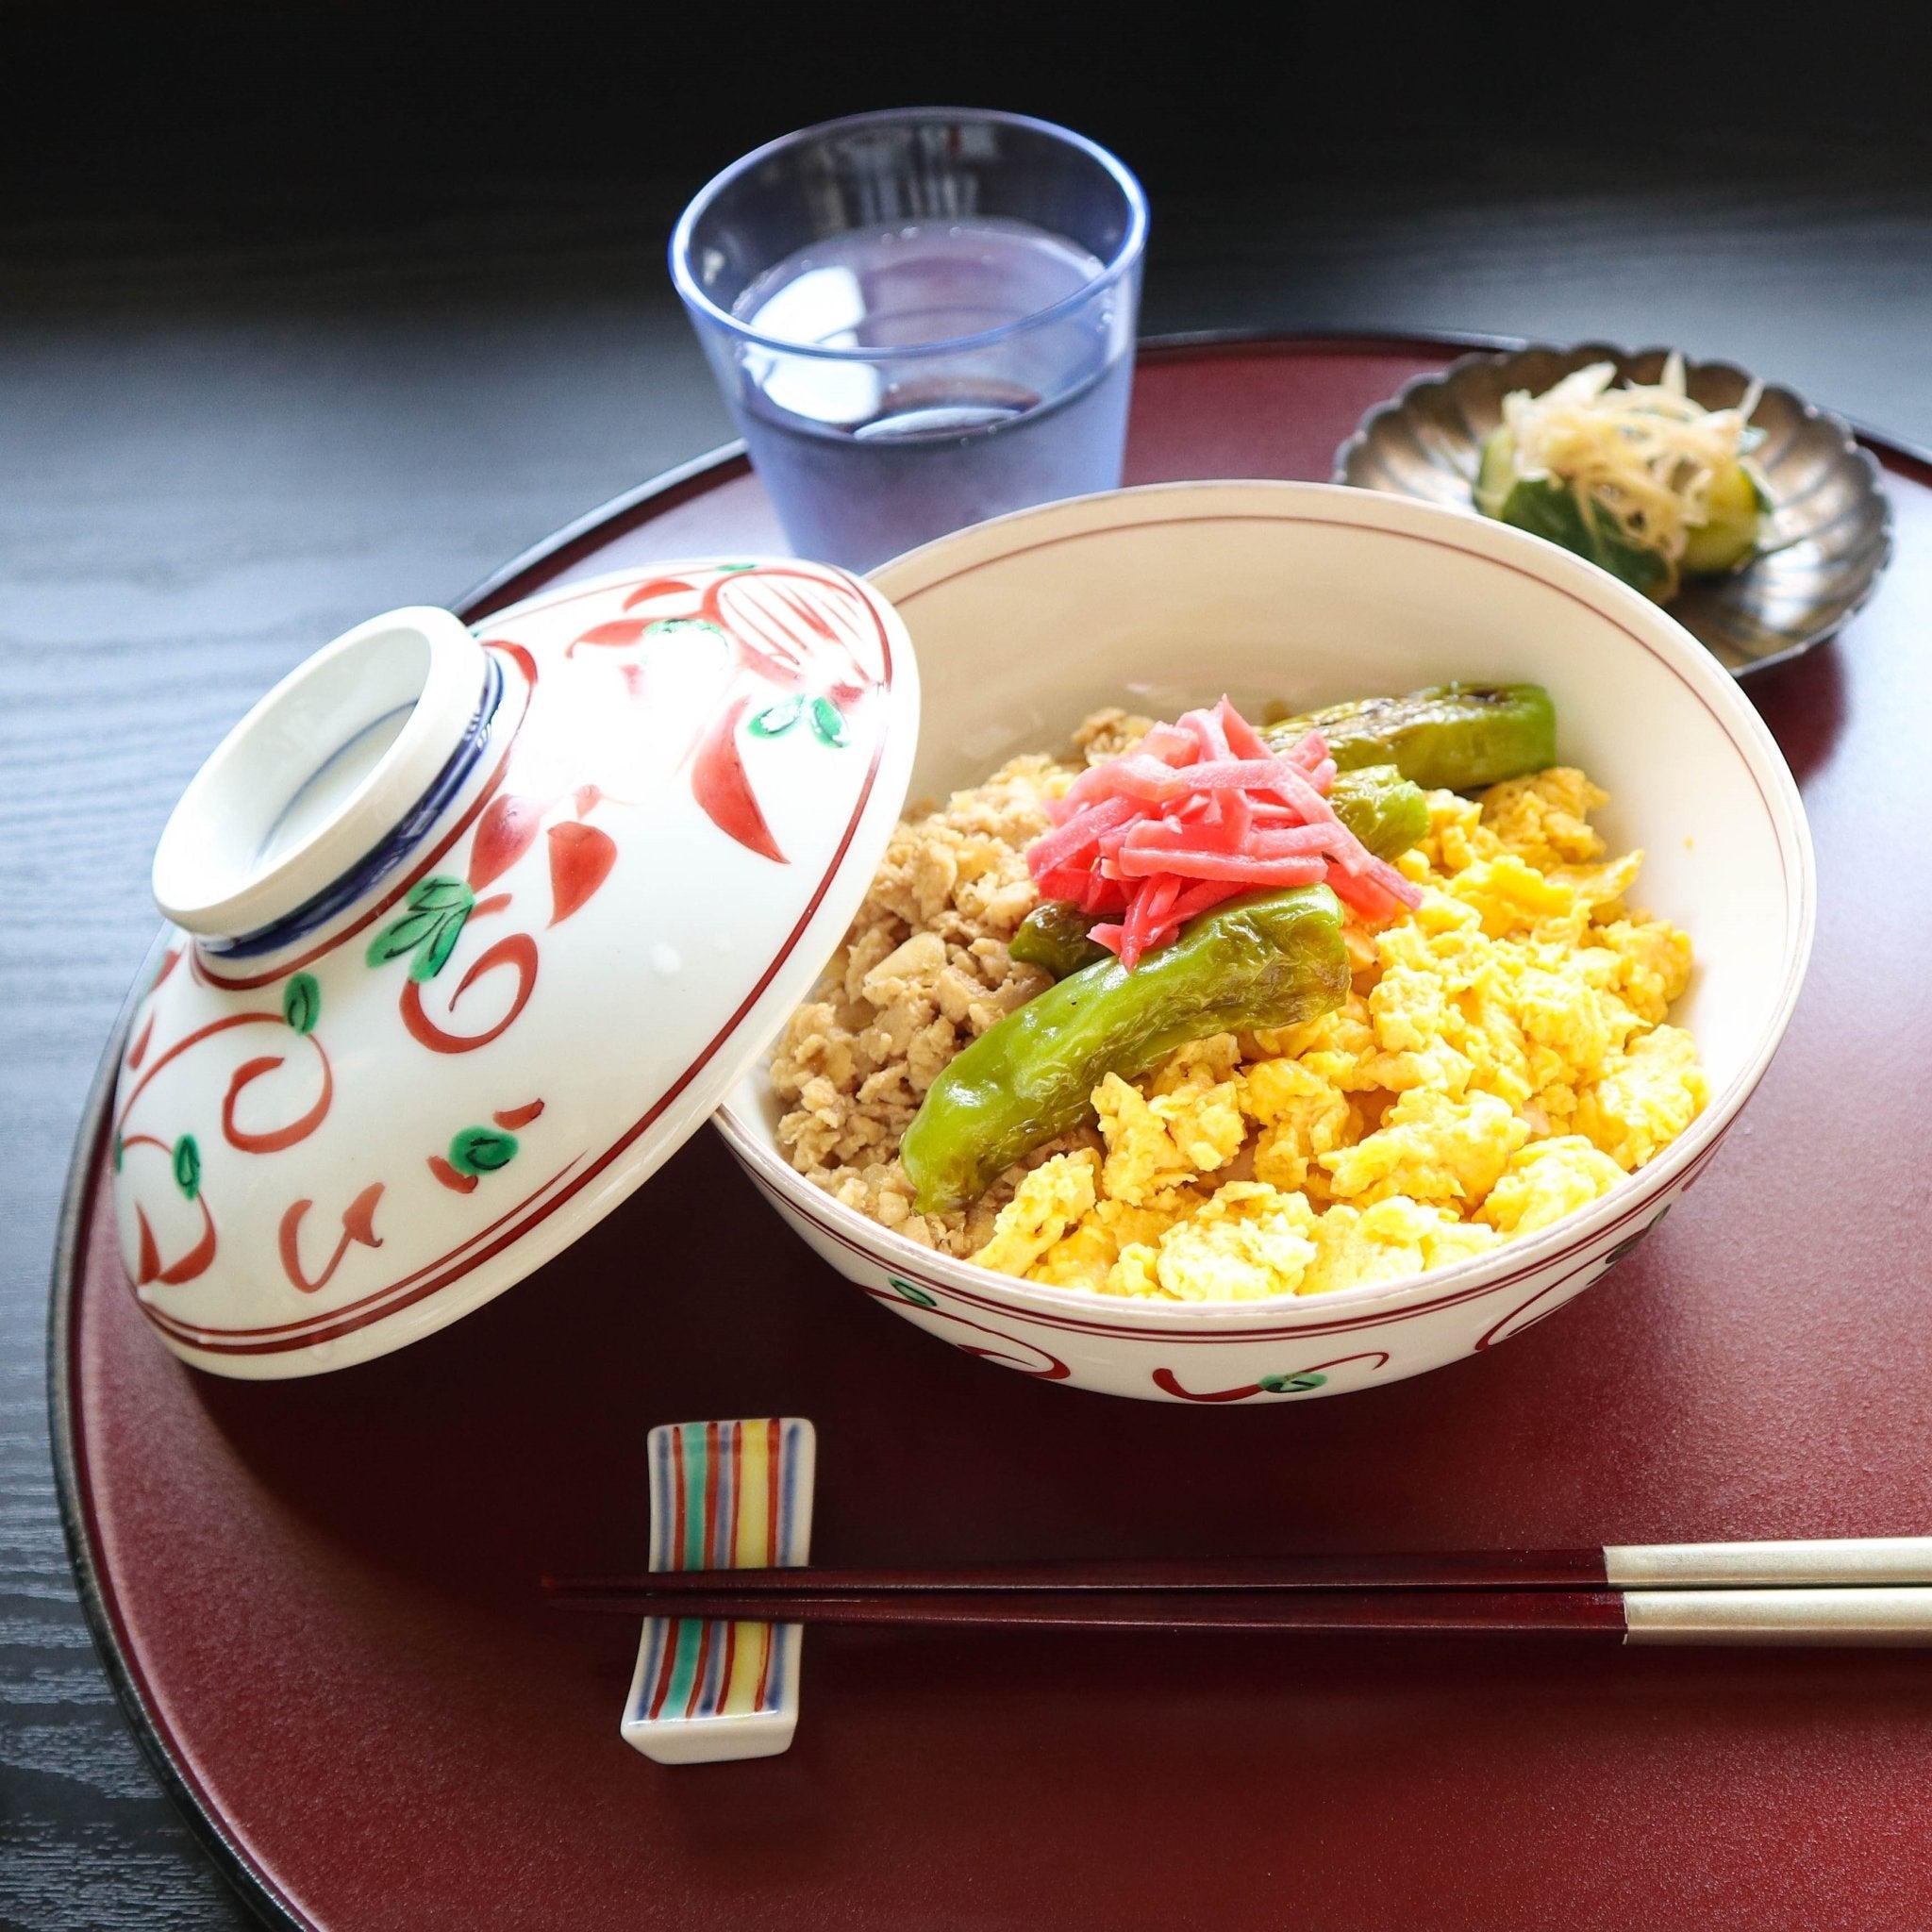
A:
729 215 1132 570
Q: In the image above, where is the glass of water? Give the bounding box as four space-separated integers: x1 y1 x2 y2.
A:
672 108 1148 573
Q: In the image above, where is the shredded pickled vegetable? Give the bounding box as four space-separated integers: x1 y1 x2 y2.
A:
1027 698 1421 970
1502 354 1763 566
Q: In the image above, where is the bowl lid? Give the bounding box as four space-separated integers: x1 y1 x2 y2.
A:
110 559 918 1377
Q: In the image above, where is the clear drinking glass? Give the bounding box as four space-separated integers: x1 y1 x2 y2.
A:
672 107 1148 573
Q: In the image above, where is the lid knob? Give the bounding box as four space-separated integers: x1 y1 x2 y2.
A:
152 608 491 942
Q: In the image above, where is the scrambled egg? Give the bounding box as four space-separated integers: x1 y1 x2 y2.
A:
972 769 1705 1301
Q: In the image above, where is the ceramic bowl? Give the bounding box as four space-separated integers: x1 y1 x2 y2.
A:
110 561 918 1378
1333 343 1892 675
713 480 1814 1404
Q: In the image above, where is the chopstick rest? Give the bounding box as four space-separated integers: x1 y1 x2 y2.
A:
620 1418 816 1766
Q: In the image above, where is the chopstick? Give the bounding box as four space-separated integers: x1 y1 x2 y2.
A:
542 1541 1932 1644
559 1585 1630 1634
543 1537 1932 1605
543 1582 1932 1644
547 1551 1604 1600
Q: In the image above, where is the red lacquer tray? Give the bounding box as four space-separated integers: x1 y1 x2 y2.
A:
54 336 1932 1931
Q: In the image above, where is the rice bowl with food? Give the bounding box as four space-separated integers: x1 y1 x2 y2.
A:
711 480 1811 1402
772 685 1706 1305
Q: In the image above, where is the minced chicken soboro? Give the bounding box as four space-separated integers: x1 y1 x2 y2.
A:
770 709 1705 1299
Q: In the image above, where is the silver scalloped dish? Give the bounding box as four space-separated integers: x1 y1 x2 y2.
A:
1333 342 1893 675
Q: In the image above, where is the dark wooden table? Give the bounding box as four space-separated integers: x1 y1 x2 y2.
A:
6 122 1932 1927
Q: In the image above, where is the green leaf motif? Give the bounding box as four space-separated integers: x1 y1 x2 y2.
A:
717 561 757 573
809 696 849 748
749 697 803 739
1257 1371 1327 1394
888 1275 937 1308
417 912 468 982
367 908 441 959
173 1134 201 1201
282 972 321 1035
366 876 475 981
448 1125 519 1177
111 1134 125 1174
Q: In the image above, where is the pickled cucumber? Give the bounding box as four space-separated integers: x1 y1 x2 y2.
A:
1476 427 1670 599
1476 424 1764 594
1679 458 1768 574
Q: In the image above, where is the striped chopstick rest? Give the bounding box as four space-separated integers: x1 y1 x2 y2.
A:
621 1418 816 1765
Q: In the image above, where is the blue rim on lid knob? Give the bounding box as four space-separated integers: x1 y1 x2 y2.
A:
150 608 495 944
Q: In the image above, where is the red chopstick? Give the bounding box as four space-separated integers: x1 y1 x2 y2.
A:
543 1586 1629 1636
542 1550 1612 1603
541 1545 1932 1644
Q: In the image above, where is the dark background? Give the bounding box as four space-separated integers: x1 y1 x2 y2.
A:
3 4 1929 1925
8 3 1932 215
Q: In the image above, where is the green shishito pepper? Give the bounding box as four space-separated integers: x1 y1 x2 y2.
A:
1009 898 1111 979
1327 764 1431 860
900 887 1348 1216
1263 683 1556 792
